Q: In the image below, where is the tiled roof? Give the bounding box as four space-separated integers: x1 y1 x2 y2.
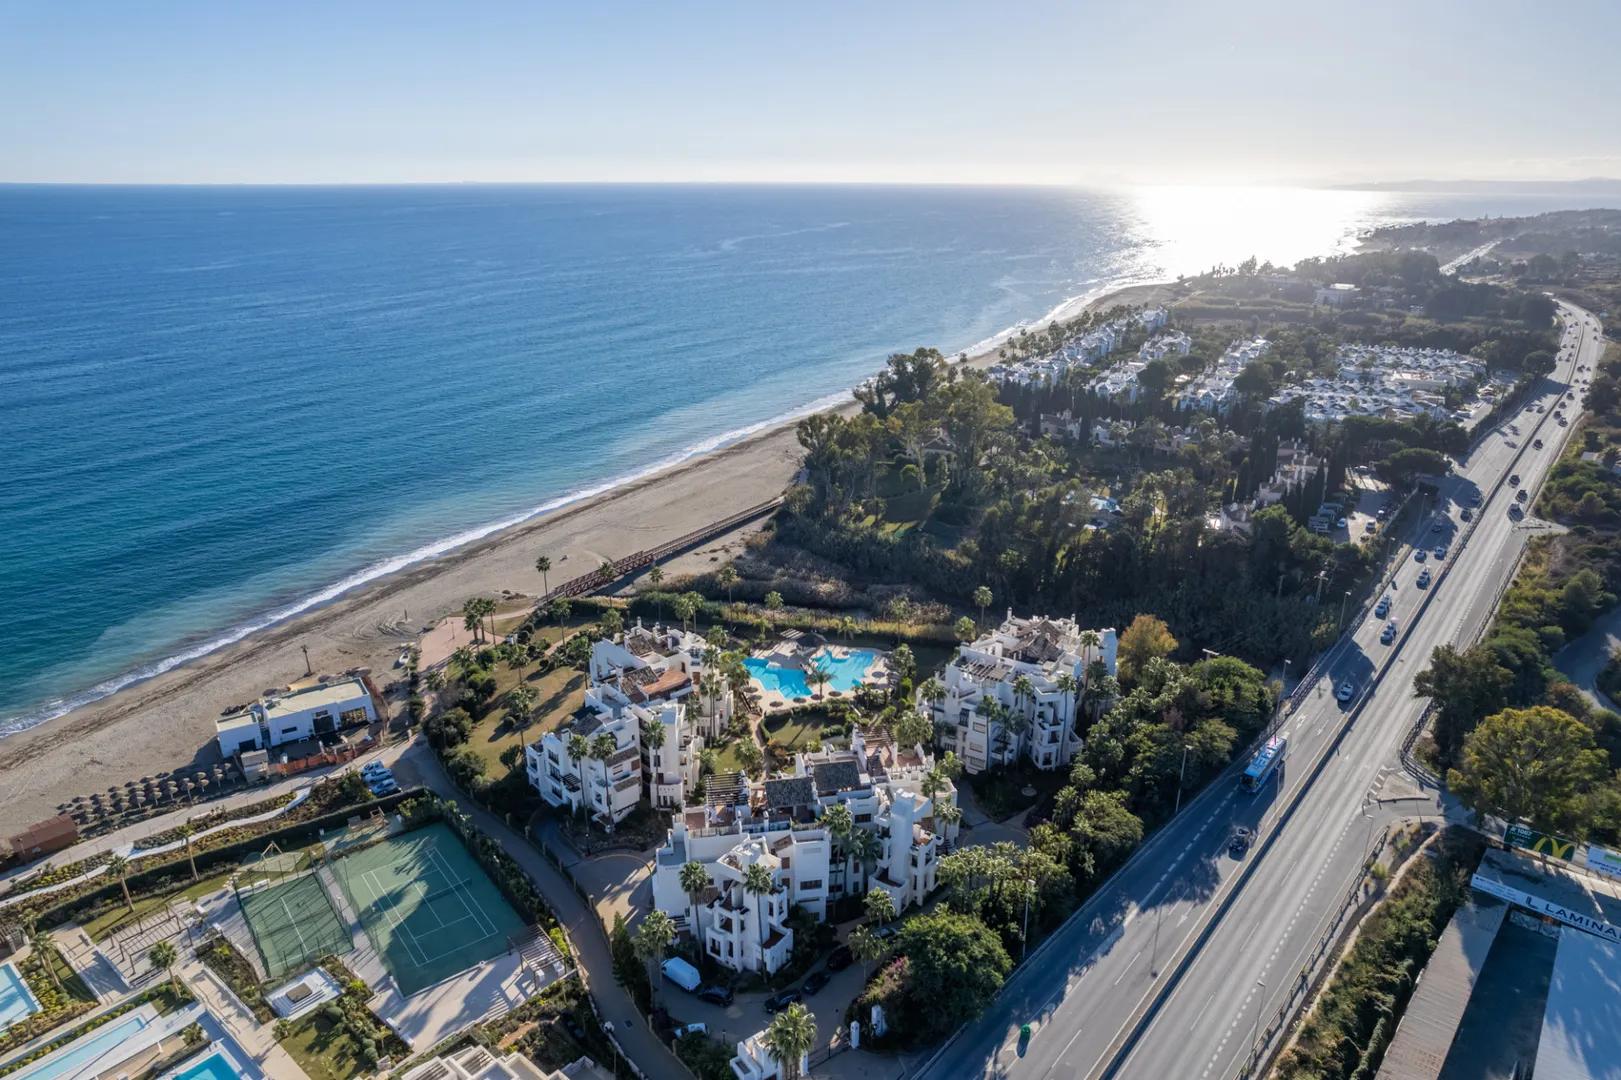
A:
762 776 814 810
812 760 862 796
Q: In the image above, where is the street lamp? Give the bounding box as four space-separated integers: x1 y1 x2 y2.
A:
1339 589 1352 628
1021 878 1035 963
1250 978 1267 1049
1173 744 1190 817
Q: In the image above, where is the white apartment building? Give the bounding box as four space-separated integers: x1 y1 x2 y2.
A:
401 1045 611 1080
989 308 1171 389
1268 344 1483 426
215 676 379 758
527 621 733 826
1138 329 1192 362
651 732 955 973
1174 337 1271 415
931 613 1117 774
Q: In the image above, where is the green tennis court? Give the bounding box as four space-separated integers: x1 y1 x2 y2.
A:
237 872 353 978
330 822 527 995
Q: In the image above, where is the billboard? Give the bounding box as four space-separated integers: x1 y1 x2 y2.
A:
1503 823 1579 861
1586 844 1621 880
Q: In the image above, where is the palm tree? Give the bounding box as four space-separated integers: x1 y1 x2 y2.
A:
535 554 552 597
933 800 964 832
764 591 784 619
837 616 857 641
718 565 739 604
462 598 487 645
149 939 179 993
764 1002 816 1080
821 803 854 883
848 923 886 979
919 677 945 710
633 910 676 1000
736 738 765 779
549 598 572 628
973 585 993 626
741 863 776 969
600 607 624 638
177 823 199 883
506 686 538 752
647 565 666 621
26 923 61 993
848 829 880 890
639 717 667 754
807 659 832 701
954 615 977 642
106 853 134 914
678 860 710 933
863 888 895 926
567 734 590 773
591 732 618 763
671 593 697 635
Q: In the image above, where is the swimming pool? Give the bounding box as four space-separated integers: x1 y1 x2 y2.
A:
163 1048 242 1080
0 962 41 1034
11 1012 150 1080
745 648 878 698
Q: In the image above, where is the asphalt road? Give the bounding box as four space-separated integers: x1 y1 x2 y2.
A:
917 301 1604 1080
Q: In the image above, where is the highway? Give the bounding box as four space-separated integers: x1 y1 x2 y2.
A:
917 300 1604 1080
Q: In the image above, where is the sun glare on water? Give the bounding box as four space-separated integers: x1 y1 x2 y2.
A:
1120 184 1393 278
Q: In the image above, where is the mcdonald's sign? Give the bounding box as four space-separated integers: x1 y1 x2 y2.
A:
1503 822 1578 861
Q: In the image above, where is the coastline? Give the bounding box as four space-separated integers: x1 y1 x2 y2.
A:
0 277 1175 830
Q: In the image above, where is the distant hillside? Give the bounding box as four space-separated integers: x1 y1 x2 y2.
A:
1334 178 1621 196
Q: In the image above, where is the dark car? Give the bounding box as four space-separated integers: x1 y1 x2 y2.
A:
1229 827 1255 857
803 971 831 995
765 989 803 1013
696 985 734 1007
826 945 853 972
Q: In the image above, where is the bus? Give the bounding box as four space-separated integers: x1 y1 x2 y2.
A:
1240 735 1287 793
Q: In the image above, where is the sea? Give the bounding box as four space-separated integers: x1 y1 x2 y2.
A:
2 182 1616 736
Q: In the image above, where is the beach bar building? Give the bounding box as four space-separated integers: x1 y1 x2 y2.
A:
215 677 378 757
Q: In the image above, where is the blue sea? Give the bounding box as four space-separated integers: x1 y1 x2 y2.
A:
2 183 1615 735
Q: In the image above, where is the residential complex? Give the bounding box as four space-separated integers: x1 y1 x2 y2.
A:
988 308 1170 389
526 621 734 827
1268 344 1484 425
651 730 957 974
1173 336 1270 415
931 613 1117 774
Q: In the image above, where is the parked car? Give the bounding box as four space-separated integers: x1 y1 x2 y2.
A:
803 971 831 995
1364 520 1377 533
1417 569 1432 588
361 761 392 780
826 945 853 971
663 958 703 993
765 989 803 1013
368 778 400 797
1229 827 1255 857
673 1023 708 1039
1336 517 1347 530
1381 620 1397 645
1336 680 1356 702
696 985 734 1007
873 924 900 941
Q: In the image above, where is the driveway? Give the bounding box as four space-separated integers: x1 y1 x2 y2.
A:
1554 603 1621 712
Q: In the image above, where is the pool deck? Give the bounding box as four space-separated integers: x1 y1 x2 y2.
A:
0 960 42 1034
748 641 890 712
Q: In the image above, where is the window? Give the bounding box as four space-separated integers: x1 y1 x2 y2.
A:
340 707 368 726
799 879 823 891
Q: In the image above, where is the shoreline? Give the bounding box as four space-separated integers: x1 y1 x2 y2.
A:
0 277 1173 830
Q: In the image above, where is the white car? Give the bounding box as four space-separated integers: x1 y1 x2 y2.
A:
1336 680 1356 702
369 778 401 797
361 760 392 779
1381 620 1397 644
673 1023 708 1039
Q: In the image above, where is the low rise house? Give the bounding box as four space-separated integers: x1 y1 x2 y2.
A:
215 676 379 757
931 613 1117 774
651 731 955 972
1268 344 1483 426
401 1045 610 1080
1314 282 1360 307
729 1028 796 1080
1174 337 1270 415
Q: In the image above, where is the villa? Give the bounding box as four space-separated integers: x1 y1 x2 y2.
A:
527 621 734 824
650 730 956 974
401 1044 612 1080
1173 337 1271 415
931 613 1117 774
729 1026 796 1080
214 675 380 758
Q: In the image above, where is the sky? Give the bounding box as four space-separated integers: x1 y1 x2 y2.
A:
2 0 1619 187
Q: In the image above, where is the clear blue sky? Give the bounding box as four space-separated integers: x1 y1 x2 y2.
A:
3 0 1618 185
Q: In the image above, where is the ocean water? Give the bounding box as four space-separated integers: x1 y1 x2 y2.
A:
1 183 1614 735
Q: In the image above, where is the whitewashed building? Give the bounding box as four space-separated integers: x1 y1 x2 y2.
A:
931 613 1117 774
527 621 734 826
215 677 379 757
729 1027 796 1080
651 732 955 973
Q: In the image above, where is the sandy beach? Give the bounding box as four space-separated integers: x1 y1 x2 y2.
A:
0 280 1174 831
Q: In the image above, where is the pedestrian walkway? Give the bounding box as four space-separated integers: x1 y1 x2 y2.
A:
183 961 309 1080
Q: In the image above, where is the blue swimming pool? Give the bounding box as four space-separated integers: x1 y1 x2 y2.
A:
0 962 40 1033
12 1012 150 1080
165 1049 242 1080
745 648 878 698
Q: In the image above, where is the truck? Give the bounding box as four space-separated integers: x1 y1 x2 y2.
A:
662 957 702 993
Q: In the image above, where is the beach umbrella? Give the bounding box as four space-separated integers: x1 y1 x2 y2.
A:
182 779 195 803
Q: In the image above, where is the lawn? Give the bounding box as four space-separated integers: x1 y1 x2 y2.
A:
761 707 847 750
469 666 588 773
280 1013 372 1080
968 763 1069 824
709 737 754 776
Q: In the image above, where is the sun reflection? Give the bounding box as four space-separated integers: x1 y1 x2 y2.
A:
1120 184 1393 278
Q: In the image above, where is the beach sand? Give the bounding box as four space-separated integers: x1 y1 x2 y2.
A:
0 281 1175 830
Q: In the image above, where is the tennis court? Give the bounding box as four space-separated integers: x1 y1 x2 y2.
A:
237 872 353 979
329 822 527 995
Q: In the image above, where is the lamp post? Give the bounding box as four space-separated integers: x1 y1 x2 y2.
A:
1339 589 1352 628
1021 878 1034 963
1249 978 1267 1050
1173 744 1190 817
